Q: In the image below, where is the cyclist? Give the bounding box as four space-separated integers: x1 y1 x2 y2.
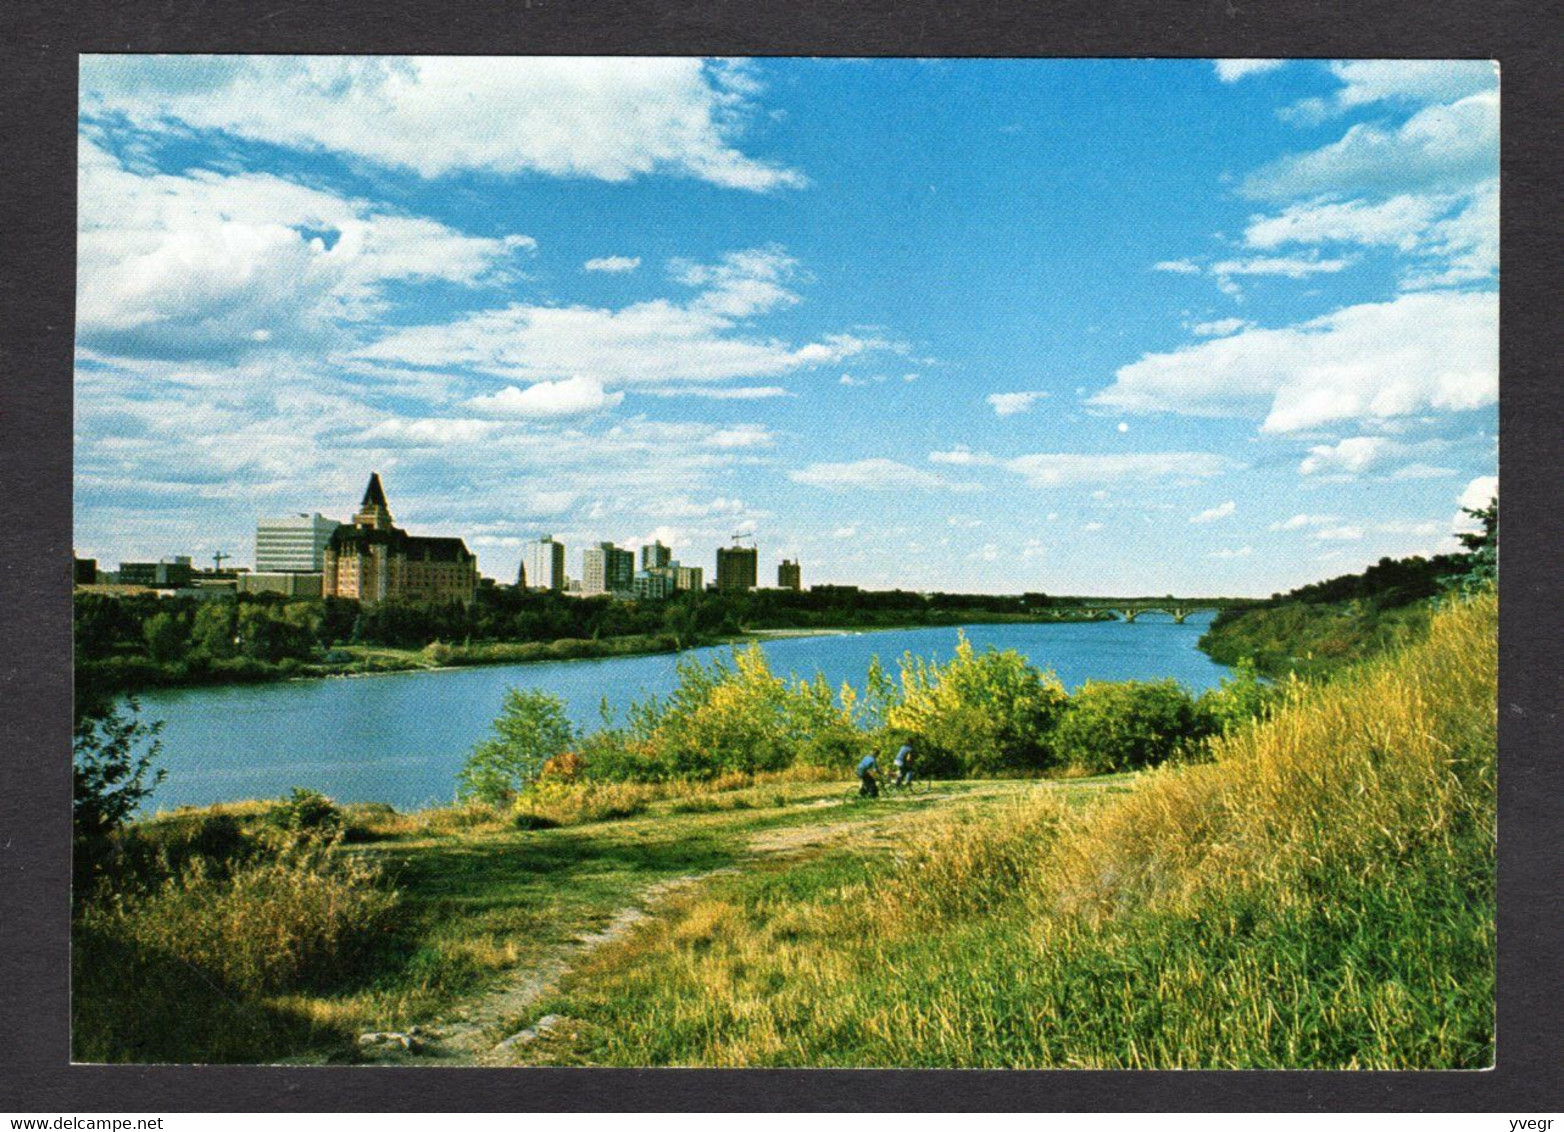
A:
856 751 880 797
892 738 916 787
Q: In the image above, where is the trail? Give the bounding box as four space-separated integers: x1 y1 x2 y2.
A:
356 789 979 1066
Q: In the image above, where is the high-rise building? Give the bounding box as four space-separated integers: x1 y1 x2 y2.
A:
640 541 672 571
716 544 758 592
323 474 478 604
675 564 704 592
778 558 802 591
632 569 676 601
522 535 567 592
255 512 341 573
582 542 635 596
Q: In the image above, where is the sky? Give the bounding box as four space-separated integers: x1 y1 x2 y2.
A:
74 57 1498 596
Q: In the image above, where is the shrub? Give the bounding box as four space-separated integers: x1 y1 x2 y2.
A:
267 788 343 841
1054 679 1211 774
886 634 1068 775
458 688 575 803
1197 657 1281 738
79 835 399 995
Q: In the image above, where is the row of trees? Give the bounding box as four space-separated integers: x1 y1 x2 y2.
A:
457 637 1277 803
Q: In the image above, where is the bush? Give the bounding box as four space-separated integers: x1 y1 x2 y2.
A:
458 688 574 803
78 835 399 995
267 788 344 841
886 634 1068 775
1054 679 1211 774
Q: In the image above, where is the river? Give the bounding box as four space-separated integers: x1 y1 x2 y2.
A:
136 613 1227 813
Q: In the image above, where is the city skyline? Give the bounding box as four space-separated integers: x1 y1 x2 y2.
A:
74 57 1498 596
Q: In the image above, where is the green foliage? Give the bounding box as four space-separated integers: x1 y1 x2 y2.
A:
886 634 1068 775
458 688 575 803
1053 679 1211 774
73 698 165 848
1197 657 1280 737
267 788 344 841
1449 496 1497 592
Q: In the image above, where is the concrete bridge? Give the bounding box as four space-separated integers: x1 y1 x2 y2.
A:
1072 598 1253 624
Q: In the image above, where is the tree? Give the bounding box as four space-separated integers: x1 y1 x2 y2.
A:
1452 496 1497 590
74 697 165 844
457 688 574 803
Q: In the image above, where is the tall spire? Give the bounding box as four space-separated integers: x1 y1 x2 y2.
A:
355 472 394 530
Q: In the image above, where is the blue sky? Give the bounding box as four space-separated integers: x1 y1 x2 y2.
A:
75 57 1498 595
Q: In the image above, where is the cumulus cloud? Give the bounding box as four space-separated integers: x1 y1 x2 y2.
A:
1244 91 1498 200
987 390 1050 416
928 446 995 466
1213 59 1286 83
584 255 641 273
1209 545 1254 558
1269 513 1339 531
1314 525 1366 541
1092 290 1496 433
466 376 624 418
1299 436 1398 476
1326 60 1498 112
1153 259 1202 275
789 459 967 492
80 56 805 191
356 245 893 388
76 137 531 362
1002 452 1235 488
1190 500 1236 524
1191 318 1252 337
1458 474 1499 513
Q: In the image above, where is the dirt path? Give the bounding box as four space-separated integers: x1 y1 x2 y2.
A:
357 790 985 1066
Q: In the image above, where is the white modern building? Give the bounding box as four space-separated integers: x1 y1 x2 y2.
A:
522 535 567 592
255 513 340 573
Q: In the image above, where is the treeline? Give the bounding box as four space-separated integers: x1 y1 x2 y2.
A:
457 636 1278 801
1199 500 1496 679
74 584 1095 697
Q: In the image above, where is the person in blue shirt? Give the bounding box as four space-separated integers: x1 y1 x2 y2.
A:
856 752 880 797
892 739 915 786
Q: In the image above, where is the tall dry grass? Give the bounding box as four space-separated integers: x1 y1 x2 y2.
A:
535 591 1496 1068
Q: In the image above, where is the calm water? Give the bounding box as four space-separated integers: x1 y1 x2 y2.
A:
136 614 1227 813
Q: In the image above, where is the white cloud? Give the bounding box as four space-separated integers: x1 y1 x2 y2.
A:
356 246 891 388
1327 60 1498 111
1210 254 1353 279
346 417 500 447
1092 290 1496 433
1314 525 1366 541
706 424 775 449
987 390 1050 416
1244 194 1445 253
832 526 859 539
1209 545 1254 558
76 137 531 361
1245 91 1498 200
1299 436 1398 476
1153 259 1202 275
81 56 805 191
928 445 997 466
1002 452 1234 488
1391 463 1458 480
584 255 641 273
466 376 624 418
1269 513 1339 531
1213 59 1286 83
1190 500 1236 524
1458 474 1499 512
1191 318 1252 337
1083 522 1105 533
637 385 792 400
789 459 967 492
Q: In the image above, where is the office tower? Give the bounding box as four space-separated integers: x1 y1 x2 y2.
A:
640 541 672 571
522 535 567 592
582 542 634 596
675 564 704 592
778 558 802 591
716 544 758 592
255 512 341 572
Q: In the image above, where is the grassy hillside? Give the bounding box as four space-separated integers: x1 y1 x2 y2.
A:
509 590 1495 1068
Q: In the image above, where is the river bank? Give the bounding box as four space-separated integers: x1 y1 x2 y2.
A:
84 610 1116 697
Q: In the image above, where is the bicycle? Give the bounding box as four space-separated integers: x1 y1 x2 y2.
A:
887 772 931 796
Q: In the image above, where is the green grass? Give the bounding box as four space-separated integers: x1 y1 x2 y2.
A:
494 593 1496 1069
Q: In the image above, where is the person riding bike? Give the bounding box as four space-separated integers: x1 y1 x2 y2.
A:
892 739 916 787
856 752 880 797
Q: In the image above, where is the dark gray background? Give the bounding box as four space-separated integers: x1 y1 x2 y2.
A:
2 0 1560 1111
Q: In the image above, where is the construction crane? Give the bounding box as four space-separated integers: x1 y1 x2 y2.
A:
729 530 756 546
212 551 231 572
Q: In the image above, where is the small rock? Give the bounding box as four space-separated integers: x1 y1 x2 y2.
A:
534 1014 565 1035
357 1030 422 1052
